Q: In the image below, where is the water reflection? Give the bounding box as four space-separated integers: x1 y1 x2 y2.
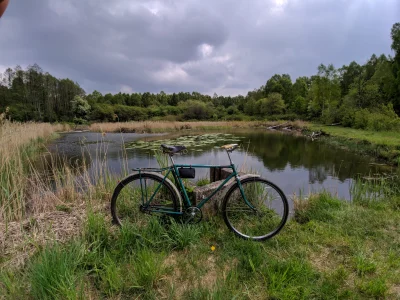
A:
46 129 396 200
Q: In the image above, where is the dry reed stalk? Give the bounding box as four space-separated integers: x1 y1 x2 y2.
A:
89 120 309 133
0 121 69 222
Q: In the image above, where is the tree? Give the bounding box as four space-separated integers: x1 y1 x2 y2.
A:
391 22 400 56
180 100 213 120
259 93 286 116
244 98 256 115
339 61 362 96
292 96 307 115
71 95 91 123
391 23 400 112
264 74 293 106
307 64 340 119
168 93 178 106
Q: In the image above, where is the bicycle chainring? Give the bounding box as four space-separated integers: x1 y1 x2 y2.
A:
183 207 202 224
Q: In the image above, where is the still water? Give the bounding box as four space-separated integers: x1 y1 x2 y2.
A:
47 129 396 200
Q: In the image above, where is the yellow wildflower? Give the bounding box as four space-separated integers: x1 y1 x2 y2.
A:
210 245 216 252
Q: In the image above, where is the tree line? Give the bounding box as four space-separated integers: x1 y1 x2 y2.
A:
1 23 400 131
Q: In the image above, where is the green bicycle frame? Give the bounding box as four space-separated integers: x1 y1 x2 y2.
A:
135 158 255 215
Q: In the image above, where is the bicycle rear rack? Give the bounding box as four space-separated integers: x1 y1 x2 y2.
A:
131 167 170 173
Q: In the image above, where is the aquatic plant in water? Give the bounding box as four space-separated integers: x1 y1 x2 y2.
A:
125 133 244 152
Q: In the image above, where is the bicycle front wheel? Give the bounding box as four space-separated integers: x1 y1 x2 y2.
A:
222 177 289 241
111 172 182 227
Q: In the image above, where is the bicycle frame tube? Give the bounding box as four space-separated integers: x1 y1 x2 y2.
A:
142 168 173 207
196 170 237 208
138 155 254 214
172 163 236 207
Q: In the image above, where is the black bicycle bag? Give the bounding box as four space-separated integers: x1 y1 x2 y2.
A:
178 167 195 178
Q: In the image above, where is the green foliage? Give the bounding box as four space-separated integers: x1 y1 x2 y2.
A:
352 105 400 131
294 192 342 224
179 100 214 120
71 95 91 122
196 177 210 187
164 222 202 250
133 249 165 289
84 212 110 250
0 270 25 298
291 95 308 115
29 242 85 299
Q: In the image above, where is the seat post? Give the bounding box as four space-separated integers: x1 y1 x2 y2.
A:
169 154 175 166
226 149 233 165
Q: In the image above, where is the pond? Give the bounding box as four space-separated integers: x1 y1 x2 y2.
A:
46 129 396 200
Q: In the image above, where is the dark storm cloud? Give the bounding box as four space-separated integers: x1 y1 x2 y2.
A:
0 0 399 95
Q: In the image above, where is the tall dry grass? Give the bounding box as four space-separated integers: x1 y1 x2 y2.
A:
90 120 308 133
0 121 69 222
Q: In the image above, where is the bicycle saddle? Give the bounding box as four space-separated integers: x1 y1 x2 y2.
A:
161 144 187 154
221 144 239 152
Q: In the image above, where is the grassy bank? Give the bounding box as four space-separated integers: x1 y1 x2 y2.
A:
89 120 308 133
0 121 69 222
1 121 399 299
1 191 399 299
310 125 400 165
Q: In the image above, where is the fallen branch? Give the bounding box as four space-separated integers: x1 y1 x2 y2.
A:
267 122 289 130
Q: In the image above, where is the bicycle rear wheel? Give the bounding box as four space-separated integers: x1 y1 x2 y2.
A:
111 172 182 226
222 177 288 241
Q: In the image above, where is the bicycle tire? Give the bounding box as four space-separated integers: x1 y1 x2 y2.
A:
111 172 182 226
222 176 289 241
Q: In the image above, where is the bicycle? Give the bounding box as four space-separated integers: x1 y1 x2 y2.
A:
111 143 289 241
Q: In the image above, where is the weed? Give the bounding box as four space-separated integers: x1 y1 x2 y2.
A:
29 241 84 299
84 212 110 250
0 270 25 298
293 192 342 224
358 277 388 298
354 251 377 277
165 221 202 250
133 249 165 290
196 177 210 187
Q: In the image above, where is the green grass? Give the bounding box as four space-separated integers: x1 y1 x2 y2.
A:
309 124 400 164
1 191 399 299
29 242 85 299
310 125 400 147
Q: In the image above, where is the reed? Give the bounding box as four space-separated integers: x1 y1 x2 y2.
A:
90 120 308 133
0 121 69 222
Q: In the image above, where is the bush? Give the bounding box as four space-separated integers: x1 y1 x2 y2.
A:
340 107 356 127
90 103 115 121
113 105 147 121
179 100 214 120
367 112 400 131
354 109 370 129
224 114 245 121
351 104 400 131
320 107 341 124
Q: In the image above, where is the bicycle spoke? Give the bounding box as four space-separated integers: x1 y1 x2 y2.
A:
223 178 288 240
111 174 179 227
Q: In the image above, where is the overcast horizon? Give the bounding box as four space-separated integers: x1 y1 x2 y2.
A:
1 0 399 96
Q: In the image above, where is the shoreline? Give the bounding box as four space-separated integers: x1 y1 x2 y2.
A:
85 120 399 166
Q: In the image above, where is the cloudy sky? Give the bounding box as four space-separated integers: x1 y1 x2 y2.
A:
0 0 399 96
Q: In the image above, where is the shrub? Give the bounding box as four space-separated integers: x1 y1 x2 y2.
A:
354 109 370 129
90 103 115 121
179 100 214 120
114 105 147 121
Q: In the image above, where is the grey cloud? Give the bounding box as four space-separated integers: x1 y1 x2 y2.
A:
0 0 399 96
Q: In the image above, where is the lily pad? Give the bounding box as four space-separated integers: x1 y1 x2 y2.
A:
125 133 244 151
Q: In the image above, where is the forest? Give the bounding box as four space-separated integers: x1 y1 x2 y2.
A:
1 23 400 131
